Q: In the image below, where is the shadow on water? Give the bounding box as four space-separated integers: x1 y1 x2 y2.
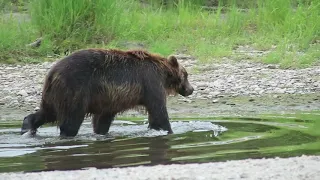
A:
0 111 319 173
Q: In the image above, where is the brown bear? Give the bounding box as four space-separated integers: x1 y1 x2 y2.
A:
20 48 194 137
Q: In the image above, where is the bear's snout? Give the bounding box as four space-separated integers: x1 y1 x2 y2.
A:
184 84 194 96
21 116 31 135
179 82 194 97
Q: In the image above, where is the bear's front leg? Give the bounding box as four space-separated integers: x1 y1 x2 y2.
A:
147 111 173 134
143 92 173 134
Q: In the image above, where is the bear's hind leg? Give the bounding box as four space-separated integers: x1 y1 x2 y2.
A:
92 113 115 135
59 108 85 137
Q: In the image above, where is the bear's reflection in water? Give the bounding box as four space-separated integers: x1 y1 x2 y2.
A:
40 136 173 171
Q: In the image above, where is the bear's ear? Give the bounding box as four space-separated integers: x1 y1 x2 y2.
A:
168 55 179 68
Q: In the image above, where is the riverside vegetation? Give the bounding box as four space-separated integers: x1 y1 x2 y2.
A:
0 0 319 68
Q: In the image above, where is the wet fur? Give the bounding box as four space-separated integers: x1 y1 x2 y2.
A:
22 48 193 137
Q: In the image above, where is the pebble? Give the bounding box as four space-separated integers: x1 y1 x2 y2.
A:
212 99 219 103
209 91 221 97
17 90 28 97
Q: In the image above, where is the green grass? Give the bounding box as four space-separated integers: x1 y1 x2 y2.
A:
0 0 319 68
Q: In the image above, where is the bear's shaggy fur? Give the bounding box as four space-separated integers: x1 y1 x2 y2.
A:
21 48 194 137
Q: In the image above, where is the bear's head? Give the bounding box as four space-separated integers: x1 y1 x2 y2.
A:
166 56 194 97
20 113 37 135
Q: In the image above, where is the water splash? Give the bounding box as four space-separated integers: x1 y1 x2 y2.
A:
109 121 227 138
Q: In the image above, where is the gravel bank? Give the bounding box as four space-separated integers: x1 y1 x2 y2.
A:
1 155 320 180
190 61 320 98
0 56 319 116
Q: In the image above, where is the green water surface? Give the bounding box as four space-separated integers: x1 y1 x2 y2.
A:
0 111 319 173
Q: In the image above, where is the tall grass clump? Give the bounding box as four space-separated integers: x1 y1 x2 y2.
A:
29 0 136 53
252 0 320 67
28 0 209 55
0 14 53 63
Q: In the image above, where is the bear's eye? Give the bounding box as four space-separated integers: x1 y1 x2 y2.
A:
182 71 188 79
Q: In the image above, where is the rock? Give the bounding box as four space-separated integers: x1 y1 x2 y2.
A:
226 102 236 106
178 98 192 103
209 91 221 97
17 90 28 97
24 96 37 103
275 88 286 94
0 96 14 103
240 173 249 178
231 93 239 97
197 83 208 90
266 64 277 69
201 89 210 94
212 79 224 87
273 95 280 98
295 82 305 87
313 82 320 87
8 99 19 108
212 99 219 103
199 97 208 100
5 67 15 70
286 90 296 94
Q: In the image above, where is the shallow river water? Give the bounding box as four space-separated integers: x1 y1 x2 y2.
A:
0 112 320 173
